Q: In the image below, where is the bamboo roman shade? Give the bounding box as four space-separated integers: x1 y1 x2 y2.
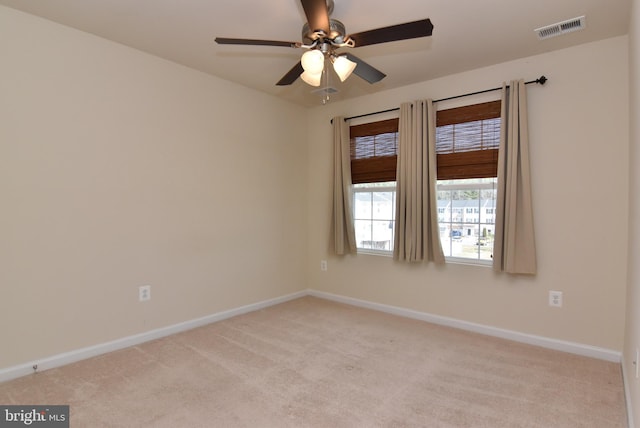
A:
349 118 399 184
436 100 501 180
349 101 501 183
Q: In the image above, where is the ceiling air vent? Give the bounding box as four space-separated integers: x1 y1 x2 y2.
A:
535 16 586 40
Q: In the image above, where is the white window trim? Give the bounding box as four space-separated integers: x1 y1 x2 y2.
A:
436 181 497 192
446 256 493 267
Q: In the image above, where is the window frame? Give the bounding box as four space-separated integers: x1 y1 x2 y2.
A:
436 179 497 266
352 182 396 256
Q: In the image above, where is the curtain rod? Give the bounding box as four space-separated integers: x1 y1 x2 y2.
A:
332 75 547 124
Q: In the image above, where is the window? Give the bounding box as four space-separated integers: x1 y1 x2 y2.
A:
353 182 396 252
435 101 500 263
350 120 398 253
437 178 497 262
350 101 500 263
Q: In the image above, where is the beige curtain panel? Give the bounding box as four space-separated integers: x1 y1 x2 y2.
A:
394 100 445 263
332 116 357 255
493 80 537 274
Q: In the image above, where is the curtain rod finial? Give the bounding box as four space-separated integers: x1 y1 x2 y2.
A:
537 75 547 85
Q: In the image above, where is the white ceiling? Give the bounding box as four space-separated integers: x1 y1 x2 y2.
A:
0 0 631 107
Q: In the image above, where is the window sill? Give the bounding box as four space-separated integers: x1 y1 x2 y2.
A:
445 257 493 268
356 249 493 268
356 249 393 257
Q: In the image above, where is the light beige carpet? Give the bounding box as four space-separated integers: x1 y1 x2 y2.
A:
0 296 627 427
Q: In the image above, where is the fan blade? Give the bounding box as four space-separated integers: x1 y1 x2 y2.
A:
344 54 386 84
215 37 300 48
301 0 330 34
276 62 304 86
348 18 434 47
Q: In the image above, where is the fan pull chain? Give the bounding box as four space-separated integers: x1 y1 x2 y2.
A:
322 66 330 104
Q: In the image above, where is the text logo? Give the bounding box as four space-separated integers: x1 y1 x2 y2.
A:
0 406 69 427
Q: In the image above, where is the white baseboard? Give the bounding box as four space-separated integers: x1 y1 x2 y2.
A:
1 288 623 385
307 289 622 363
621 354 636 428
0 290 307 384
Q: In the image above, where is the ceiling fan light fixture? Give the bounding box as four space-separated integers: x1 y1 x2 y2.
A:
332 55 357 82
216 0 434 91
301 49 325 74
300 70 322 87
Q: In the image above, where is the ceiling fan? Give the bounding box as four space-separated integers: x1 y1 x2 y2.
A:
215 0 433 87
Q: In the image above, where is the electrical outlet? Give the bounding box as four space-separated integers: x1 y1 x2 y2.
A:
139 285 151 302
320 260 328 271
548 291 562 307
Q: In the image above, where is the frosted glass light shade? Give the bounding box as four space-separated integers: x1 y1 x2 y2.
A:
301 50 325 74
332 56 357 82
300 70 322 87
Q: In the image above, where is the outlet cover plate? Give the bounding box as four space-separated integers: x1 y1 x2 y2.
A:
549 291 562 307
139 285 151 302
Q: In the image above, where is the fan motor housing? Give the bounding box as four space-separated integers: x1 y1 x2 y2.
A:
302 19 346 45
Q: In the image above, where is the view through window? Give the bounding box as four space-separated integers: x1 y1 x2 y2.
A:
353 182 396 252
353 179 496 262
436 178 496 262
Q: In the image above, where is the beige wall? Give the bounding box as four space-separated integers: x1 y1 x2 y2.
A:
0 6 308 368
307 36 629 352
625 0 640 425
